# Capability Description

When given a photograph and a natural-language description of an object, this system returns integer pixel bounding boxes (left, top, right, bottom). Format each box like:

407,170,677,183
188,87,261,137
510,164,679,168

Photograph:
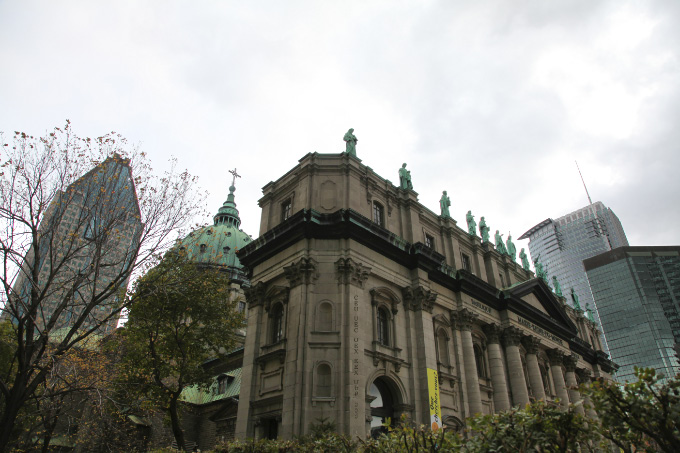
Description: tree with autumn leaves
0,122,205,452
117,250,245,452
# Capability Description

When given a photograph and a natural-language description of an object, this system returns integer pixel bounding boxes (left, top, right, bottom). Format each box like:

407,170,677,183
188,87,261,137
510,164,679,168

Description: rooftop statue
585,304,596,322
552,276,563,297
466,211,477,236
519,248,530,270
399,163,413,190
479,216,490,243
343,128,358,156
506,234,517,261
570,287,582,311
439,191,451,218
533,256,548,283
495,230,507,254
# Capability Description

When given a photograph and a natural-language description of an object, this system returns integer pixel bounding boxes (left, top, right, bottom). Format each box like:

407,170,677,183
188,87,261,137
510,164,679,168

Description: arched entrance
368,377,398,437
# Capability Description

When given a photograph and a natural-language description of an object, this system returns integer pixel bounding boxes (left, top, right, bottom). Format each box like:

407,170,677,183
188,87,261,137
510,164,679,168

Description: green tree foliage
118,250,244,452
585,367,680,453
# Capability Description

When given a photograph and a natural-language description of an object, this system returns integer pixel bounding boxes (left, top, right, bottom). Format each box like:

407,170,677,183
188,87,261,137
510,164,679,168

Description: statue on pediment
506,234,517,261
466,211,476,236
495,230,507,254
552,276,563,297
534,256,548,283
519,248,530,270
479,216,490,242
399,163,413,190
570,287,582,311
343,128,358,156
440,191,451,218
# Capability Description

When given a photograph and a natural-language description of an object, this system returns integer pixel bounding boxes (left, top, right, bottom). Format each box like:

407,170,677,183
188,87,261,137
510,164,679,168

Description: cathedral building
233,149,615,440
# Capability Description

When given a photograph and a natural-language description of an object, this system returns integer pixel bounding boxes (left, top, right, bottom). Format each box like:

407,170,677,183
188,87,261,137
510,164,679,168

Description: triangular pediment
502,278,577,338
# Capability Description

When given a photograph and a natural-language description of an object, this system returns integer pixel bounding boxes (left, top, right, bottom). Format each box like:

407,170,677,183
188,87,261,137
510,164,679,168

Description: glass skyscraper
584,246,680,382
519,202,629,340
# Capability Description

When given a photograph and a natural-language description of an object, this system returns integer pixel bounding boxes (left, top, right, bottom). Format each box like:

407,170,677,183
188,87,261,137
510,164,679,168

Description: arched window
270,303,284,343
436,329,450,367
474,344,486,378
377,307,390,346
540,364,552,396
316,364,332,397
373,202,384,227
317,302,333,332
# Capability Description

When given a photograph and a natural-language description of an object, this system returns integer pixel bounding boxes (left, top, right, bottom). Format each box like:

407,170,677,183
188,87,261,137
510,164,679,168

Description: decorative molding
284,257,319,287
450,308,478,330
502,326,523,347
336,258,371,288
576,368,592,383
402,286,437,313
244,281,267,308
263,285,290,312
522,335,541,355
547,349,565,366
482,323,502,344
564,354,579,372
370,288,400,314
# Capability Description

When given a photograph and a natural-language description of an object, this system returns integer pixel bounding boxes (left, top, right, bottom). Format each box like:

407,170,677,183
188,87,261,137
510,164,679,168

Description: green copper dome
177,184,251,276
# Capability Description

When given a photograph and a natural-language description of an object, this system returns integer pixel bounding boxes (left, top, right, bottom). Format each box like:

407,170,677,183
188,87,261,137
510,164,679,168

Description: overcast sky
1,1,679,256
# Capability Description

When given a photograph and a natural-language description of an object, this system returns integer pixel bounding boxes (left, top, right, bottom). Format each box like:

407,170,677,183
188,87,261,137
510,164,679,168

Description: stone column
576,368,597,420
564,355,584,415
547,349,570,409
502,327,530,407
522,336,546,401
452,309,483,416
482,323,511,412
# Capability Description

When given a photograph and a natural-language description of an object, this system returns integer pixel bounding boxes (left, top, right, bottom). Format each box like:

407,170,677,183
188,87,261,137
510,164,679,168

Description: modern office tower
519,202,629,331
6,155,142,335
584,246,680,383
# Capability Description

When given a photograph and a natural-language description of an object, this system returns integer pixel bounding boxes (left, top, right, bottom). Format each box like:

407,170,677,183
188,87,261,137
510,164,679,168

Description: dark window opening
270,304,284,343
461,254,471,272
373,202,384,227
425,234,435,249
377,307,390,346
281,199,292,222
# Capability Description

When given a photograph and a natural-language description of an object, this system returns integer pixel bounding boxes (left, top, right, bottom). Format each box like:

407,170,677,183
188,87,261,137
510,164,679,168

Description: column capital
564,354,579,372
336,257,371,288
521,336,541,354
547,349,565,366
576,368,592,383
402,286,437,313
482,323,503,344
284,257,319,287
502,326,523,347
450,308,478,330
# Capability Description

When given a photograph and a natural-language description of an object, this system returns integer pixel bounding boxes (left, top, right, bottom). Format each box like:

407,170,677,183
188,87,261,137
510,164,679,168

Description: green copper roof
180,367,242,405
177,184,252,270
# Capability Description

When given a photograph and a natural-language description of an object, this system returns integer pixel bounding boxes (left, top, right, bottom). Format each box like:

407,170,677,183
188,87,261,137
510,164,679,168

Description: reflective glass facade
520,202,629,340
584,247,680,382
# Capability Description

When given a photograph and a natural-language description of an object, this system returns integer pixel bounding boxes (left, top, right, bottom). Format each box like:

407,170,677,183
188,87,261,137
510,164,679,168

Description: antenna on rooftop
575,161,593,206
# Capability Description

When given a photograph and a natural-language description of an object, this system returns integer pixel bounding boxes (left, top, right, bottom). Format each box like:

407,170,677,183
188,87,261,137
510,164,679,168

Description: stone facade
235,152,615,439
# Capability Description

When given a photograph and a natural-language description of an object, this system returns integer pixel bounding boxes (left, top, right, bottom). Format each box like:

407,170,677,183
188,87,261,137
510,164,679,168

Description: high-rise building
5,155,142,335
584,246,680,382
519,202,629,333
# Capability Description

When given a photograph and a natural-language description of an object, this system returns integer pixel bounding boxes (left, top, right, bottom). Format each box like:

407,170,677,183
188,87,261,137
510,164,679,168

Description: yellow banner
427,368,442,431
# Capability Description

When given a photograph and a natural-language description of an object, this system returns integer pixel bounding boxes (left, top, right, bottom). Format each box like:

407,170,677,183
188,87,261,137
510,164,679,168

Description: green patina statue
533,256,548,283
519,248,530,270
570,287,582,311
552,276,563,297
399,163,413,190
439,191,451,218
466,211,476,236
506,234,516,261
343,128,358,156
479,216,490,242
585,304,596,322
495,230,508,254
